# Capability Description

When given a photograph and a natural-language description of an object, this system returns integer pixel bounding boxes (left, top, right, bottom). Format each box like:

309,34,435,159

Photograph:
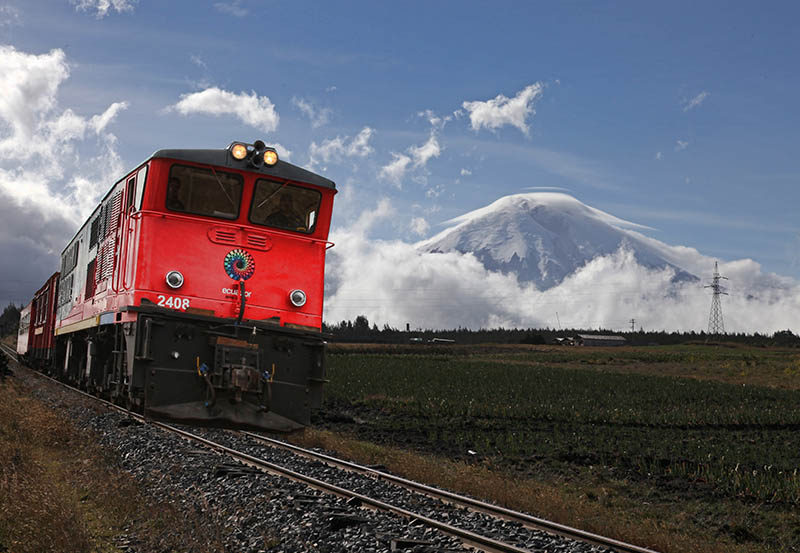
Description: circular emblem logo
223,249,255,281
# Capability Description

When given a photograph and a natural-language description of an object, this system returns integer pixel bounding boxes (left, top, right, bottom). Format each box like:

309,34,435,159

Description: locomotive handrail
110,236,119,293
116,210,128,291
112,214,128,294
122,209,139,290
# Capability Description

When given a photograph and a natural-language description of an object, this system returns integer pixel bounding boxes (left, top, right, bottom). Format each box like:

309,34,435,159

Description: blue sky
1,1,799,330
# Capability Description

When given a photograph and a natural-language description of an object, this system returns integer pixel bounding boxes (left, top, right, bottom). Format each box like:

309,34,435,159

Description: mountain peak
417,192,692,290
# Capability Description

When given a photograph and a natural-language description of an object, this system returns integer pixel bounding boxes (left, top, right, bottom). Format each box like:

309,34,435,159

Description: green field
322,344,800,551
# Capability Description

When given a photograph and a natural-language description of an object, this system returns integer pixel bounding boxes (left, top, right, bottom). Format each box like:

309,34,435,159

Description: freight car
20,141,336,432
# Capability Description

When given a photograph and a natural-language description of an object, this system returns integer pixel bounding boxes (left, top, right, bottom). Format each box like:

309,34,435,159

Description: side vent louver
94,190,123,285
207,228,272,251
208,227,239,245
246,233,271,251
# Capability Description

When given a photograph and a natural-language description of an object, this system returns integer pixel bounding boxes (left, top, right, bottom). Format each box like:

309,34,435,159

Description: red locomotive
18,141,336,432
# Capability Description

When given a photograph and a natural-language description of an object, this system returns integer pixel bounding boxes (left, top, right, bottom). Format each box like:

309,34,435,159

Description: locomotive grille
108,191,122,236
245,233,271,250
208,227,239,245
207,228,272,251
95,191,123,284
58,274,73,306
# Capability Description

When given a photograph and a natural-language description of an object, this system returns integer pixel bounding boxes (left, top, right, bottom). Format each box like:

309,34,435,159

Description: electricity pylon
705,261,728,335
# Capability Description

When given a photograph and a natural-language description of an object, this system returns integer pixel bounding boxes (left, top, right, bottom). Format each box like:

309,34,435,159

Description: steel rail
158,423,536,553
241,431,660,553
1,343,18,360
10,361,538,553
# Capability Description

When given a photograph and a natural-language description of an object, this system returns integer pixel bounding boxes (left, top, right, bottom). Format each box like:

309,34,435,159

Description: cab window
166,165,243,220
249,179,321,234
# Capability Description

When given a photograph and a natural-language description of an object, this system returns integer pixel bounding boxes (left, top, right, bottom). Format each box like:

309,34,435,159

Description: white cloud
655,151,662,160
214,0,247,17
675,140,689,151
267,142,292,160
409,217,430,237
462,82,543,135
0,45,127,215
89,101,129,133
167,87,279,133
190,55,208,71
379,154,412,187
326,86,337,93
460,168,472,176
418,109,452,130
0,48,67,159
379,132,441,188
292,96,331,128
682,91,710,112
308,126,374,169
409,133,441,167
72,0,136,18
0,46,128,306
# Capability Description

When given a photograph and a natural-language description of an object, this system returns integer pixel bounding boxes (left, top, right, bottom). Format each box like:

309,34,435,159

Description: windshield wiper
256,180,290,209
209,166,235,208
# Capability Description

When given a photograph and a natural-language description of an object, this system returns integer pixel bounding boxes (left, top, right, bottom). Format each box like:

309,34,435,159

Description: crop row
328,355,800,426
326,352,800,504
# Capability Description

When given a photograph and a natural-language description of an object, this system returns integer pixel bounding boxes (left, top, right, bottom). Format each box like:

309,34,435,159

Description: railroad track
1,342,18,362
5,348,659,553
240,431,659,553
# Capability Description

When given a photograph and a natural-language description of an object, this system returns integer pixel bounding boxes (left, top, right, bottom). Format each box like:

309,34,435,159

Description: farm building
575,334,626,346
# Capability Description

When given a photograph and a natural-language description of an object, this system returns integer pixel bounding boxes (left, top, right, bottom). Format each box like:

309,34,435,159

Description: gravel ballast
16,366,621,553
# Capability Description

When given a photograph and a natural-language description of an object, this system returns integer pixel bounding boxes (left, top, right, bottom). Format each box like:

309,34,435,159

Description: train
16,140,336,432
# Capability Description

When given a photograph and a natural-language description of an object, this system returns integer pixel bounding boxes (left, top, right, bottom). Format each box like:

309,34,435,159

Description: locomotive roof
151,148,336,190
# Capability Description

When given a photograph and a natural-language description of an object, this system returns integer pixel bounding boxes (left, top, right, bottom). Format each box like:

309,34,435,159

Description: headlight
289,289,306,307
166,271,184,289
263,149,278,166
231,143,247,160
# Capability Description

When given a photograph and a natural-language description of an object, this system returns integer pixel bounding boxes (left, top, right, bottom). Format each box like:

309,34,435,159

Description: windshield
249,179,321,234
166,165,243,220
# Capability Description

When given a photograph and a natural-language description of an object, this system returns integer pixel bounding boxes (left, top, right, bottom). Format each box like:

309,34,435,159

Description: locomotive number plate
157,295,190,310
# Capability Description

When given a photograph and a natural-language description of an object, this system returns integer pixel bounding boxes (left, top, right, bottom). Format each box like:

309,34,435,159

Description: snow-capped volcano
417,192,697,290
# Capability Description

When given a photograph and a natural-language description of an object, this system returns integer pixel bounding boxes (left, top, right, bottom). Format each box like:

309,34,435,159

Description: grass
291,428,755,553
328,342,800,390
317,343,800,552
0,367,226,553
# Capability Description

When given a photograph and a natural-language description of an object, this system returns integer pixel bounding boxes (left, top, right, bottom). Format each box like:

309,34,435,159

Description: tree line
0,303,21,337
323,315,800,347
1,304,798,347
